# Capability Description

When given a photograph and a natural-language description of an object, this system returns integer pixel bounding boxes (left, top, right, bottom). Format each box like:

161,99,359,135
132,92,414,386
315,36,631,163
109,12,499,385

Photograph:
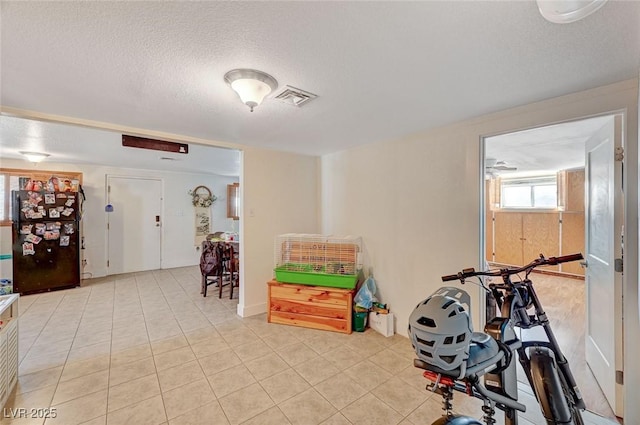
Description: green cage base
274,267,358,289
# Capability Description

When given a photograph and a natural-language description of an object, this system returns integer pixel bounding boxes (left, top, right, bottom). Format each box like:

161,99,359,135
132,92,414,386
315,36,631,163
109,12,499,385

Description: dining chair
200,241,224,297
219,243,239,299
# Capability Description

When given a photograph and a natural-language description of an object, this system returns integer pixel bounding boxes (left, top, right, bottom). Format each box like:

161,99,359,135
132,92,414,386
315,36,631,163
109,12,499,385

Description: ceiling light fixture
20,151,50,163
537,0,608,24
224,69,278,112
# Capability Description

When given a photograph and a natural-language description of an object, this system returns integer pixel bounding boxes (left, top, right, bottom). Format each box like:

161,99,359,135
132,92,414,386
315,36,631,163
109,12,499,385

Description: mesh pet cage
274,234,363,289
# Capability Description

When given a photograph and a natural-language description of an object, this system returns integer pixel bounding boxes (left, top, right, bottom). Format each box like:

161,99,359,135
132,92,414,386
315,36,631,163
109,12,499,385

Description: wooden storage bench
267,280,354,334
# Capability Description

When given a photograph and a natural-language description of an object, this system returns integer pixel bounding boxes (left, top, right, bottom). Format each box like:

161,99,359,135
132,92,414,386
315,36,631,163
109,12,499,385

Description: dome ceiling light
537,0,608,24
20,151,50,163
224,69,278,112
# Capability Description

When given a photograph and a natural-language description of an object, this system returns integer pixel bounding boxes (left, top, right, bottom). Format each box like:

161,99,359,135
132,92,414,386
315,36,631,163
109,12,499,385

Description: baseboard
237,302,267,317
532,268,585,280
82,268,107,280
161,259,198,270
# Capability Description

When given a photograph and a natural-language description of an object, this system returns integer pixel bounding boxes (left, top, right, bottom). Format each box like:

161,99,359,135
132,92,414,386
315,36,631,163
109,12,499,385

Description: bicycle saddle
414,332,502,379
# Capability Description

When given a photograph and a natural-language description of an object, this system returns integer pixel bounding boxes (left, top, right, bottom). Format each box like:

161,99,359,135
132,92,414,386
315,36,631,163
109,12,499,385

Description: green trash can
353,310,368,332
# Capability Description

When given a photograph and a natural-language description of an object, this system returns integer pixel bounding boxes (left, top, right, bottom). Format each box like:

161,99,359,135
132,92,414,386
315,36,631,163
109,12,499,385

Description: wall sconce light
537,0,608,24
20,151,50,163
224,69,278,112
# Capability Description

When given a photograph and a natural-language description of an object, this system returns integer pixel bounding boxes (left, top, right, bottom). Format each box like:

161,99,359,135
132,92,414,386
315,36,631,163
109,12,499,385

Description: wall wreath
188,185,217,208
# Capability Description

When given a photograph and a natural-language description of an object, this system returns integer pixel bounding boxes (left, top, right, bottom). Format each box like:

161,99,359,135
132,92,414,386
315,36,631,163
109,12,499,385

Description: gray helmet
408,287,473,374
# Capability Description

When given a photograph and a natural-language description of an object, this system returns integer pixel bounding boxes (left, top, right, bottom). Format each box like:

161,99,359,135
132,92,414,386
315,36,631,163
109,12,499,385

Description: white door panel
585,115,623,416
107,176,162,274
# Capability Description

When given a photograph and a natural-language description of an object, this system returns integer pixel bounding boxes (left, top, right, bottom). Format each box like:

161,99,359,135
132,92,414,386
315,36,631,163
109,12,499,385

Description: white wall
238,148,319,316
321,124,481,328
320,78,639,420
0,158,238,278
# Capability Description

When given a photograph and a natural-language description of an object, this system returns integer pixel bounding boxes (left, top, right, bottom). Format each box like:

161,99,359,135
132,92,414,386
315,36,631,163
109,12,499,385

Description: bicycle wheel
530,348,575,425
558,367,585,425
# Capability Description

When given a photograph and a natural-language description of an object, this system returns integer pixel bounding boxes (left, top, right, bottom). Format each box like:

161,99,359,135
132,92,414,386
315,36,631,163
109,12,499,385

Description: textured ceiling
1,1,639,156
485,115,612,177
0,116,241,176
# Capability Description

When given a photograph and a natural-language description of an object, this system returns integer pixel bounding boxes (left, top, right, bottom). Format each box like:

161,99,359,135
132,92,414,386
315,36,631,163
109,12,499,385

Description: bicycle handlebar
546,253,583,265
441,253,584,282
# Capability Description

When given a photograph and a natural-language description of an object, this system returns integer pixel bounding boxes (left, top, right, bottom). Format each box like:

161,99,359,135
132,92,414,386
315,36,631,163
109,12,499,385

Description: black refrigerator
12,190,81,294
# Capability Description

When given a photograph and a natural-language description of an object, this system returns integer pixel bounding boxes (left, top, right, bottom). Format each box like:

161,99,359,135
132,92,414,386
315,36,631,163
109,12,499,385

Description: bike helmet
408,287,473,373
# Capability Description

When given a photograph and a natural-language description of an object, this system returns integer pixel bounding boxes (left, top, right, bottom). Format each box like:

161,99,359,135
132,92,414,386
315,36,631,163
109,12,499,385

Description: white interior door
107,176,162,274
584,115,623,416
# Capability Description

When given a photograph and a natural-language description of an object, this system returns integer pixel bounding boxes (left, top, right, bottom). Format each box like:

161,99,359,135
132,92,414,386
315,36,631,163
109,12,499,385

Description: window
500,175,557,209
0,174,5,222
227,183,239,220
0,173,24,224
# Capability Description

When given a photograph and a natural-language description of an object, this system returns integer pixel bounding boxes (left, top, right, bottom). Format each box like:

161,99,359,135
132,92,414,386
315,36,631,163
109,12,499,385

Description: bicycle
408,253,586,425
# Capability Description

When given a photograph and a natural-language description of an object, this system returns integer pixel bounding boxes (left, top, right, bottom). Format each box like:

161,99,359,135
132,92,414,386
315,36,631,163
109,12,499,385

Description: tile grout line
101,275,123,423
163,269,231,424
44,287,96,424
19,293,66,368
132,272,171,425
98,275,155,421
19,292,67,425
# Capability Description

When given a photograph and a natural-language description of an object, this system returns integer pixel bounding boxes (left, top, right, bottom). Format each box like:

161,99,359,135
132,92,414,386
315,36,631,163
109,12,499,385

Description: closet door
494,212,523,266
561,213,585,275
561,169,585,276
522,213,560,271
485,181,494,263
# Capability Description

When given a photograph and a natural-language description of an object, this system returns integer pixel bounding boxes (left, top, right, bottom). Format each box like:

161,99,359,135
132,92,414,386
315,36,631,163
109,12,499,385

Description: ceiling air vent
274,86,317,107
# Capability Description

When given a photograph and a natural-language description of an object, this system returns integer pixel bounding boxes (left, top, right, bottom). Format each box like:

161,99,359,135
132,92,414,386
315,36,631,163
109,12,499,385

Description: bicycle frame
490,273,586,414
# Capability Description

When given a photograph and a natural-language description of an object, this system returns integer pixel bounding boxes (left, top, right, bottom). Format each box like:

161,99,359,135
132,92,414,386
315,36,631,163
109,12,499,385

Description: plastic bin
274,266,358,289
353,310,368,332
0,279,12,295
0,254,12,295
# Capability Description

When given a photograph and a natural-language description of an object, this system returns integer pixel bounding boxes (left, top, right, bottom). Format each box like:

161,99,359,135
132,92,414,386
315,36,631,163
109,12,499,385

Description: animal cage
274,234,363,289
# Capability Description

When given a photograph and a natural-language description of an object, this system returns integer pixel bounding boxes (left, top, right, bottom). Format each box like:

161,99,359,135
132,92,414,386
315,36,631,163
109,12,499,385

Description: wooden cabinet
561,213,585,276
494,212,525,266
267,281,354,334
491,211,585,276
0,295,19,409
522,213,560,270
493,212,560,271
488,168,585,277
560,169,585,276
485,180,493,265
560,169,585,213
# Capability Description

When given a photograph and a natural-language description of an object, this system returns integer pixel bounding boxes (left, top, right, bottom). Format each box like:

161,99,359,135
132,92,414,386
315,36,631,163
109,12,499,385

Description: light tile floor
3,267,617,425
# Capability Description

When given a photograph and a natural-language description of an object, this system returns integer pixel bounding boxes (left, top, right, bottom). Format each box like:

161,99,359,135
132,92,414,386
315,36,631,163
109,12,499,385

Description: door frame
105,174,164,274
478,111,627,416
